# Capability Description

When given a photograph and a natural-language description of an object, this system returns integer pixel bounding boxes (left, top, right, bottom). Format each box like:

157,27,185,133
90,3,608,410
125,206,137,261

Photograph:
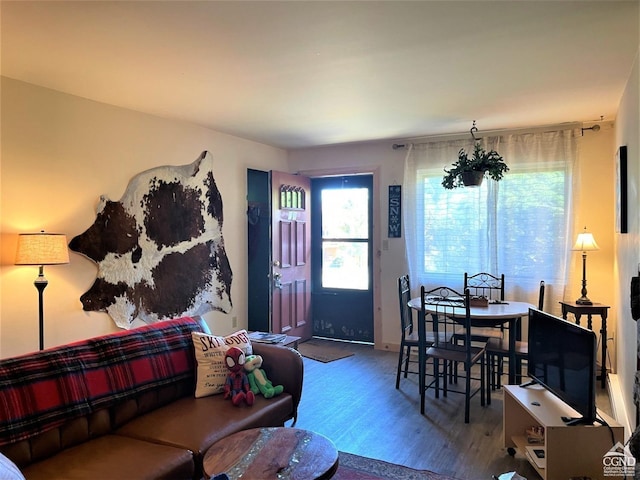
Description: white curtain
402,128,579,314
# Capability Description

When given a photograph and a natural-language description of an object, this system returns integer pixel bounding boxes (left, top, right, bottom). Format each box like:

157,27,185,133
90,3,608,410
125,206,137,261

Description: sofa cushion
20,435,193,480
191,329,252,398
115,393,293,474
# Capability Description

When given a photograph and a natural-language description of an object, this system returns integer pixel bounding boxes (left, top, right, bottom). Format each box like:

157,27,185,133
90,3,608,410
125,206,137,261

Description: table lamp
15,231,70,350
572,226,599,305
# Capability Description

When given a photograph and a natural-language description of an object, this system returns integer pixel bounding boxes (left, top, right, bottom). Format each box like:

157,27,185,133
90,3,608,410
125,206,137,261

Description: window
404,129,578,307
419,165,566,281
320,187,369,290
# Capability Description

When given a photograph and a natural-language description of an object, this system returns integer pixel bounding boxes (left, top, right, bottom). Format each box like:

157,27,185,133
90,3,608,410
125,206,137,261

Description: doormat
334,452,460,480
298,339,354,363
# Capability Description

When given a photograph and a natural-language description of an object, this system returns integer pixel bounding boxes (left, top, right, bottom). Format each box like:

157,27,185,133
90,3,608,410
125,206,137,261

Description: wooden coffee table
203,427,338,479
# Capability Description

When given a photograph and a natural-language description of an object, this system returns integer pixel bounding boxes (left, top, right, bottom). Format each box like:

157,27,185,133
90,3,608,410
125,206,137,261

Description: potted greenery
441,142,509,189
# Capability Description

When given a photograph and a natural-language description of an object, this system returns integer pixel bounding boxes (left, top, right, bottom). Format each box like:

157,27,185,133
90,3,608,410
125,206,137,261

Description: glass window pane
321,188,369,239
419,167,566,284
322,241,368,290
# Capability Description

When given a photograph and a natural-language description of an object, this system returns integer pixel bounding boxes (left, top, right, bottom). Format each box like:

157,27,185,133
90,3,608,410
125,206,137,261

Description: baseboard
380,342,401,353
607,373,633,439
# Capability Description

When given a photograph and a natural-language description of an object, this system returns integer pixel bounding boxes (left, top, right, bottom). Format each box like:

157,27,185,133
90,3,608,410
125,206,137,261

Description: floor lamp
15,231,70,350
572,226,599,305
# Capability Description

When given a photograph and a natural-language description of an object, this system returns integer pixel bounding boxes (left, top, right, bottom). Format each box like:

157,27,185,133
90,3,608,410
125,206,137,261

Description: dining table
408,297,535,385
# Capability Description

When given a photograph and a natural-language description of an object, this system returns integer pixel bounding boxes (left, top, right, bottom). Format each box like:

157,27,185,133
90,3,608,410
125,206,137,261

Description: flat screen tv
526,308,597,425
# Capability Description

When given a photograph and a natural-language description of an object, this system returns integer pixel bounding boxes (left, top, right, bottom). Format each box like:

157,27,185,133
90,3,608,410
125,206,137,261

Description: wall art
616,145,628,234
388,185,402,238
69,151,232,328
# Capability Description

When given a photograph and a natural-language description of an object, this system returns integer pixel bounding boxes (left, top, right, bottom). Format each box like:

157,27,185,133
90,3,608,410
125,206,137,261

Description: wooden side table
249,333,301,350
283,335,301,349
203,427,338,479
559,301,610,389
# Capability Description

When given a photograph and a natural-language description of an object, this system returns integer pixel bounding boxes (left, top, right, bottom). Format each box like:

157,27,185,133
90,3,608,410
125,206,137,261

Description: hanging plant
441,142,509,189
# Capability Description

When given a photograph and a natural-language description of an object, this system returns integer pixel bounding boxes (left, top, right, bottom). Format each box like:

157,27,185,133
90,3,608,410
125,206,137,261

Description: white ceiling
2,1,638,149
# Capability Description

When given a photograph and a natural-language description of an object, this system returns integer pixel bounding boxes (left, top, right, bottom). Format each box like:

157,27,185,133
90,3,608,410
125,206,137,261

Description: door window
320,187,369,290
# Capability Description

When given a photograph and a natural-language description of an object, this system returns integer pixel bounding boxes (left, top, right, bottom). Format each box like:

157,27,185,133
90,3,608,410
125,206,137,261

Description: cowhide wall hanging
69,151,232,329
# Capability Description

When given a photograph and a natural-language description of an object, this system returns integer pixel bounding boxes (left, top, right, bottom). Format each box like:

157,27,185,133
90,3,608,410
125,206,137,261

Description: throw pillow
0,453,25,480
192,329,252,398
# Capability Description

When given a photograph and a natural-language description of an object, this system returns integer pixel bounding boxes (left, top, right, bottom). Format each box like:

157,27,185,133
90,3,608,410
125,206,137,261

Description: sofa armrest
251,343,304,419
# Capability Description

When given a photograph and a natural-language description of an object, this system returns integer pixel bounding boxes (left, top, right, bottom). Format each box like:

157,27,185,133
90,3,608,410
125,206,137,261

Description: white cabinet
503,384,623,479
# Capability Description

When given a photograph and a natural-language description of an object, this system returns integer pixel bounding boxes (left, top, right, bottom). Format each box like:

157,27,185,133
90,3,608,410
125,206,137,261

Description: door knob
273,271,282,289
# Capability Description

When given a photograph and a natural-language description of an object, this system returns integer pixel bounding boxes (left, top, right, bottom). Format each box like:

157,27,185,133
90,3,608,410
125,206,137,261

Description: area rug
334,452,459,480
297,340,354,363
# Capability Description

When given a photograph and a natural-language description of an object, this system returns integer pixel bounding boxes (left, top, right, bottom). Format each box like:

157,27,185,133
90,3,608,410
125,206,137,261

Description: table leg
559,302,609,389
417,310,426,412
508,318,516,385
600,312,607,389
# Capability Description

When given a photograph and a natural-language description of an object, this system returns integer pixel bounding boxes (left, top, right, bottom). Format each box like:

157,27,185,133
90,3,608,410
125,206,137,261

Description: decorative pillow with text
192,329,252,398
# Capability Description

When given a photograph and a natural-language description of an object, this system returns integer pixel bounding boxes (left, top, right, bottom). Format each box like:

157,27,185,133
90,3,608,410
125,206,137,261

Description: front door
310,175,373,342
270,171,313,341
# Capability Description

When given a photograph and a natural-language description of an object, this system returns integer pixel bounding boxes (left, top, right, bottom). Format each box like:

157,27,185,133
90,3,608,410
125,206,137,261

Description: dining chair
419,286,486,423
396,275,448,389
396,274,419,389
462,272,506,341
464,272,505,301
485,280,545,404
449,272,505,383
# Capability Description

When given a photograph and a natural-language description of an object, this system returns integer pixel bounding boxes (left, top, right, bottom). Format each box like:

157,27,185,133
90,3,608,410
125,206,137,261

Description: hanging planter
461,170,485,187
441,123,509,189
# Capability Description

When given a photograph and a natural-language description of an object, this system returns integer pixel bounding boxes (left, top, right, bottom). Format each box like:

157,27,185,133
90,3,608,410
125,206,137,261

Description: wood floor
287,339,612,480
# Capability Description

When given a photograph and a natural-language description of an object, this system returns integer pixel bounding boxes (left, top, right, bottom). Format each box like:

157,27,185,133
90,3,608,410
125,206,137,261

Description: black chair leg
486,354,492,405
464,364,471,423
442,361,449,397
434,359,441,399
480,356,485,407
395,346,403,389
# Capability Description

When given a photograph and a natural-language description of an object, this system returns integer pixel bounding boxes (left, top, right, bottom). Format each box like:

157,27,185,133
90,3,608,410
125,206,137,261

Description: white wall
613,48,640,435
0,78,288,357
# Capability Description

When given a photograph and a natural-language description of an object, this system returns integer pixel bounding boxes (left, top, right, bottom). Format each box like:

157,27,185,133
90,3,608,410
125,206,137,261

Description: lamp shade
572,228,599,252
15,232,70,265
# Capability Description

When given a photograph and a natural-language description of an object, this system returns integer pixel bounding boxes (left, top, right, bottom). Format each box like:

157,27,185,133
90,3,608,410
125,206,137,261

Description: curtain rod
391,121,588,150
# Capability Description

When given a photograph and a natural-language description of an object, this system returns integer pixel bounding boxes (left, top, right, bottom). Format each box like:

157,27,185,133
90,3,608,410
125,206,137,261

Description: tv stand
503,385,622,479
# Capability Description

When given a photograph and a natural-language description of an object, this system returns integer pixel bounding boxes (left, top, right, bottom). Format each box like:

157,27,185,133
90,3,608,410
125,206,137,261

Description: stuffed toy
244,354,284,399
223,347,255,406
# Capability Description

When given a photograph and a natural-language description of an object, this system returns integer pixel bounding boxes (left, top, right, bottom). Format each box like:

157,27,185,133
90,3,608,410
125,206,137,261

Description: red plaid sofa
0,317,303,479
